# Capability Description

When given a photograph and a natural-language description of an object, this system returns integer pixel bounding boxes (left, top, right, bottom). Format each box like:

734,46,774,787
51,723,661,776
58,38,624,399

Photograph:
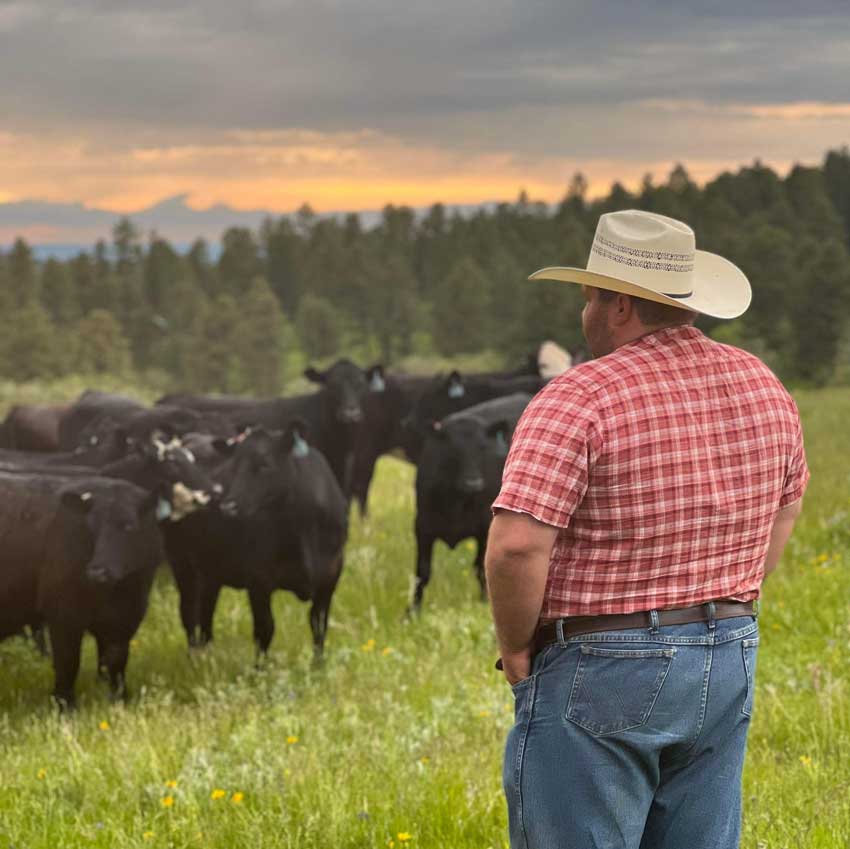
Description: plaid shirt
492,326,809,618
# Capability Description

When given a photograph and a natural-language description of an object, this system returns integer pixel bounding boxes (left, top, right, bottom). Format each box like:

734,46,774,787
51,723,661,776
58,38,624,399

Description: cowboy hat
529,210,751,319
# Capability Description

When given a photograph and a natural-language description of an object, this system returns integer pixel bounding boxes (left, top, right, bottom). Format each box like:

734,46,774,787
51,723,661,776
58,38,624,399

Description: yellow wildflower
210,788,226,801
99,720,110,731
799,755,813,768
231,791,244,804
382,647,394,656
164,780,178,789
478,710,491,718
286,735,299,745
161,796,175,808
37,768,47,780
143,832,155,841
398,833,413,843
419,756,430,765
361,638,376,652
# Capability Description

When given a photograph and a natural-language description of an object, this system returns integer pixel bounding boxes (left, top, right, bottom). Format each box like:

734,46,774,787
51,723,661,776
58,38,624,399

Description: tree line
2,147,850,393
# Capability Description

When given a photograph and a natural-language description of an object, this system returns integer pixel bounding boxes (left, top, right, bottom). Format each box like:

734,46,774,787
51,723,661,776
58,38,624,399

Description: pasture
0,385,848,848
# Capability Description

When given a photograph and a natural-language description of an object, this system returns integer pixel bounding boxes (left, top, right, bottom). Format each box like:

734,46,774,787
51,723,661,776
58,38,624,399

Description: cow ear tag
292,433,310,458
370,371,386,393
156,498,173,521
495,430,509,454
448,382,465,399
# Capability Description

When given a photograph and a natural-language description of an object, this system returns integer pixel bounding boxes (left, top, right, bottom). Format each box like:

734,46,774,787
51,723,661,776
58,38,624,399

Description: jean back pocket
566,645,676,736
742,638,759,717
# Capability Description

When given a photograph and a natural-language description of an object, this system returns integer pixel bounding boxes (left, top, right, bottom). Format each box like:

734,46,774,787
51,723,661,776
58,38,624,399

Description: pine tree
75,309,132,375
231,277,285,396
432,256,492,356
296,293,343,360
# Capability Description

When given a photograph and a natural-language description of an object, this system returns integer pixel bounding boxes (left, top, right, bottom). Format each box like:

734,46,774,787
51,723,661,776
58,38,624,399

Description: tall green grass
0,388,847,848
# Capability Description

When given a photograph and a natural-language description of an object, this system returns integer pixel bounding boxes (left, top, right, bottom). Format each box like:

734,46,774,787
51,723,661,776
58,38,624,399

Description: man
485,210,808,849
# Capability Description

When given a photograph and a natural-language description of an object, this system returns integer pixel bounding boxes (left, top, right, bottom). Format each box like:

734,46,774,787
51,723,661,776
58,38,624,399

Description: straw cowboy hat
530,210,751,319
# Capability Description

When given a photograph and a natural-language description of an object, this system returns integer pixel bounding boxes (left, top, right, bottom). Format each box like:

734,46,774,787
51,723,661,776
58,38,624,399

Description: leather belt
495,600,757,671
534,599,757,651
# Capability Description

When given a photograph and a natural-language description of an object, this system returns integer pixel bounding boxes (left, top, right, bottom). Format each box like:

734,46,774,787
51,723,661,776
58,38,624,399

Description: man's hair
597,289,697,328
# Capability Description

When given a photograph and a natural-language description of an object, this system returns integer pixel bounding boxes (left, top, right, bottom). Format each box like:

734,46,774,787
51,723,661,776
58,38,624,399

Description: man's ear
611,293,635,327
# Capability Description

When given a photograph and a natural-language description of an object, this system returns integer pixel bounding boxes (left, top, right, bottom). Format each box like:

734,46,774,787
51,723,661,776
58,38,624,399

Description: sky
1,1,850,241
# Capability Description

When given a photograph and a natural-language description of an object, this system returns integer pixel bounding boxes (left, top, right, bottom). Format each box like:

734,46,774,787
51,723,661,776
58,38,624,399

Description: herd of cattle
0,343,574,708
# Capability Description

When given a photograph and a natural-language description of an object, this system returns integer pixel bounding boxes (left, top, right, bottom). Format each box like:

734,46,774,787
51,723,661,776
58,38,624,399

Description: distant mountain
0,195,502,257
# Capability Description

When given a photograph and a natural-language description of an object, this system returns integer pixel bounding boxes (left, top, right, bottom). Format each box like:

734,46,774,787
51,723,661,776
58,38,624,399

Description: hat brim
529,250,751,320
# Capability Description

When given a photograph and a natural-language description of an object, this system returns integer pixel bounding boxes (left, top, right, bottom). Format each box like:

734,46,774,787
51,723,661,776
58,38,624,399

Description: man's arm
485,510,559,686
763,497,803,578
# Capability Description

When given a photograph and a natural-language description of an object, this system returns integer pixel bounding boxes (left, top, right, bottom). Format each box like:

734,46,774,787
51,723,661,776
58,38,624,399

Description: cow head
219,422,310,518
59,483,162,584
427,417,493,495
305,358,369,424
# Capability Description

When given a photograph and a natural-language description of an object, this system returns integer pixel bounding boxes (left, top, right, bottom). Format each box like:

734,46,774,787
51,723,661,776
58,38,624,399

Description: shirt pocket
566,645,676,736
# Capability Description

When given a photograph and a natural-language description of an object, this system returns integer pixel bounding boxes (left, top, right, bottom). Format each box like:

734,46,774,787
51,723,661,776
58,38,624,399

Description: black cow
412,393,532,610
160,359,382,499
164,424,348,658
0,473,162,707
58,390,215,453
0,433,216,524
401,373,543,463
58,390,144,450
351,372,434,517
0,403,70,451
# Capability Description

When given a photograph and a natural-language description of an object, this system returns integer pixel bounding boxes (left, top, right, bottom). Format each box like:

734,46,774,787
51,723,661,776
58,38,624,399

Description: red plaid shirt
492,326,809,618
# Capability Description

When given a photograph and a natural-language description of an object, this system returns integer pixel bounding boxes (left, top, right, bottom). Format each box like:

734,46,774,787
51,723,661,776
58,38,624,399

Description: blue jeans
504,615,759,849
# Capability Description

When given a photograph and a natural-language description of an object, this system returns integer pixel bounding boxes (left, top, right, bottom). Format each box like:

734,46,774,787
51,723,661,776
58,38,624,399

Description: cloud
0,2,849,225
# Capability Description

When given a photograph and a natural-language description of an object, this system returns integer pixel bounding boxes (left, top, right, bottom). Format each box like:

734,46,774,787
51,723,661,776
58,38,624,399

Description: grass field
0,387,848,848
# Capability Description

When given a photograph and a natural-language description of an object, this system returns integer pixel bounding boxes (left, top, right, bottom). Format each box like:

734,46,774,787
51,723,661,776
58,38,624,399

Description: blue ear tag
156,498,173,521
370,372,386,393
448,383,465,399
292,433,310,458
495,431,509,454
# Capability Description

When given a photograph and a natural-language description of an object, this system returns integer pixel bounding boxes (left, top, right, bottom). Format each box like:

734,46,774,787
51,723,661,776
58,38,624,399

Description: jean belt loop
555,619,566,646
649,609,660,635
706,600,717,631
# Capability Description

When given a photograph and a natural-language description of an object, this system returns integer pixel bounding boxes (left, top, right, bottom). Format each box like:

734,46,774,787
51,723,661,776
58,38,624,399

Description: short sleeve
491,380,600,528
779,404,810,508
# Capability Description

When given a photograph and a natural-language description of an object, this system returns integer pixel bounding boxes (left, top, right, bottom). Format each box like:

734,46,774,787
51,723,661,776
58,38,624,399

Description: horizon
0,149,839,251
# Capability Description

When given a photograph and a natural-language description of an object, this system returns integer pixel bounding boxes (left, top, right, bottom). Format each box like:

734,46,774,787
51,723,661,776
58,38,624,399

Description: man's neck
612,322,693,351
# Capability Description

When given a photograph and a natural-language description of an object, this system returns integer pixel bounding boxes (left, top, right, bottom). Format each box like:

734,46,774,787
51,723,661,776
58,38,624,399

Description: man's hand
485,510,559,687
500,646,534,686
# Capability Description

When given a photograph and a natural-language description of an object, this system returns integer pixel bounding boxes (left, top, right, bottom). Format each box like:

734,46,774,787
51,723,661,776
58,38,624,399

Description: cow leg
28,623,50,657
95,633,110,682
353,454,378,519
49,622,83,711
309,569,340,662
97,638,131,702
173,563,202,648
248,587,275,657
474,534,488,601
198,580,221,646
410,533,435,614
